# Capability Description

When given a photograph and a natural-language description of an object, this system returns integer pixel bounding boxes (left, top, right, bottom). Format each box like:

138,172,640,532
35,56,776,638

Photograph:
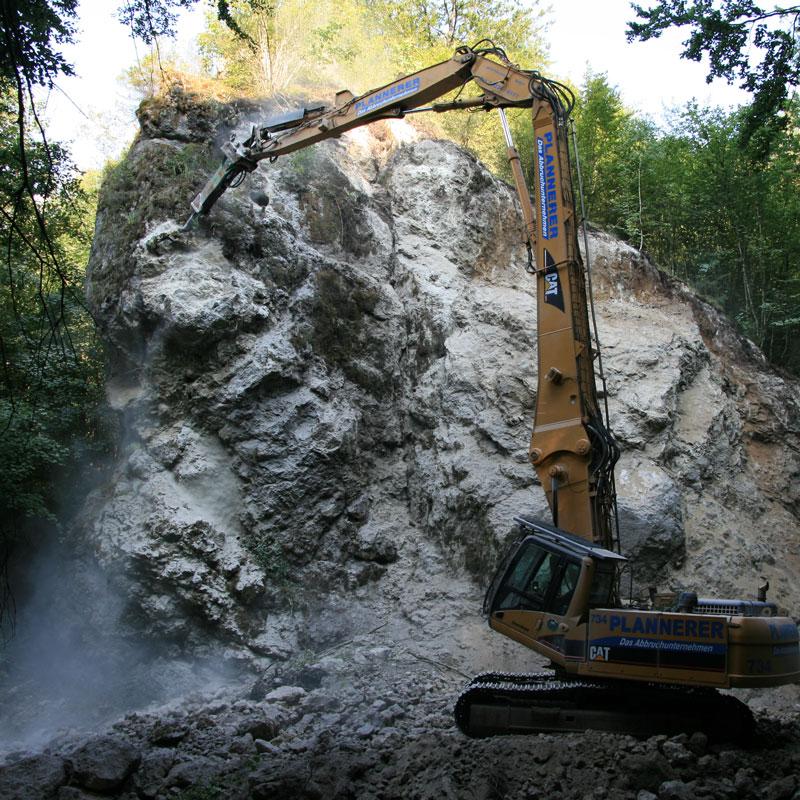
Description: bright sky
42,0,751,171
39,0,205,170
546,0,749,115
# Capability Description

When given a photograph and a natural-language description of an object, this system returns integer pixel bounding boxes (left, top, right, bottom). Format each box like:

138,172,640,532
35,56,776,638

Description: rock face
81,89,800,661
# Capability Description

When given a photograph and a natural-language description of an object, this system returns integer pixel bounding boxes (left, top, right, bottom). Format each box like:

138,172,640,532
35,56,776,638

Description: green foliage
535,70,800,373
0,2,119,630
251,536,290,581
197,0,367,98
0,403,69,522
116,0,195,42
364,0,550,70
99,137,215,247
627,1,800,156
661,100,800,366
176,780,223,800
192,0,552,169
570,72,654,239
0,105,114,537
194,0,548,109
116,0,245,44
357,0,550,157
0,0,78,87
289,148,314,175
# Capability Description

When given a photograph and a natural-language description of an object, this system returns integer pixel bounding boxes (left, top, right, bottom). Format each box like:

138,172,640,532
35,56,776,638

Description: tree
197,0,364,100
362,0,549,160
495,57,800,373
669,101,800,363
193,0,550,159
0,0,264,636
626,1,800,156
363,0,549,70
497,72,655,245
598,96,800,371
117,0,248,43
570,72,655,241
0,90,113,633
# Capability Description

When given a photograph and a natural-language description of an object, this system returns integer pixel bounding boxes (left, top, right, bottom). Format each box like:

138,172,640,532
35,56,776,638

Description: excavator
187,42,800,740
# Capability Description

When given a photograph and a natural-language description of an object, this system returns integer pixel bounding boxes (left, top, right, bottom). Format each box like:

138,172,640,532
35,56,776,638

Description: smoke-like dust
0,540,250,757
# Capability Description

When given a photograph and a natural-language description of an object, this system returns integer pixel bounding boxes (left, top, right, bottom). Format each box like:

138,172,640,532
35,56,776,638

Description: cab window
588,564,615,608
549,561,581,615
495,542,560,612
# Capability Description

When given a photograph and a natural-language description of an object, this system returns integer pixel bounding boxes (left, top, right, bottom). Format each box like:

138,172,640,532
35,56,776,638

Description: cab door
487,539,581,663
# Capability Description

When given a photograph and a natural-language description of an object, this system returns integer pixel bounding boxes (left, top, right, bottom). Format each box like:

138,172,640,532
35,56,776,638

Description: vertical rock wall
82,90,800,660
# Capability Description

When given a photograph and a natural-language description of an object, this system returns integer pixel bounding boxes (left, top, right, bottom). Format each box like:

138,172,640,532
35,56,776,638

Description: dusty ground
2,601,799,800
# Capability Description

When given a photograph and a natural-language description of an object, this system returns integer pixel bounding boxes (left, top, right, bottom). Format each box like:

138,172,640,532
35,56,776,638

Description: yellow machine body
486,522,800,689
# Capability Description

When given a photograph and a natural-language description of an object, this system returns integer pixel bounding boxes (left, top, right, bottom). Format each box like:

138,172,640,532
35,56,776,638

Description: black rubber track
454,672,754,743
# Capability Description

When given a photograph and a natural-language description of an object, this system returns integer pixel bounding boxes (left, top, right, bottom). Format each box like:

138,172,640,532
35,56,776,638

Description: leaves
116,0,199,43
627,1,800,156
553,74,800,372
0,0,78,87
0,118,113,533
193,0,548,104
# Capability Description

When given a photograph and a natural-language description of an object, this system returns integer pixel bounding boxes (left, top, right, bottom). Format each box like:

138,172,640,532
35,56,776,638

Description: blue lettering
537,137,548,239
605,615,726,643
537,133,560,241
769,622,798,640
355,77,420,117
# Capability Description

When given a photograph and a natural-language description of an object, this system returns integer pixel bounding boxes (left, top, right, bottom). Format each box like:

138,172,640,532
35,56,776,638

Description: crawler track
455,672,754,742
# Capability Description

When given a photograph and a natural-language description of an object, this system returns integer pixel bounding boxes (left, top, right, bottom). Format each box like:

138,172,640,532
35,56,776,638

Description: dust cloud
0,540,249,756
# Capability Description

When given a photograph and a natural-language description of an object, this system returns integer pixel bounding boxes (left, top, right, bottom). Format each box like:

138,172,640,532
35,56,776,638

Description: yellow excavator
188,42,800,740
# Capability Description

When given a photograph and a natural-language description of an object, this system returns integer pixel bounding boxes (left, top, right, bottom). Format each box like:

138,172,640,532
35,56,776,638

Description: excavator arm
190,44,531,215
189,41,616,551
524,104,619,548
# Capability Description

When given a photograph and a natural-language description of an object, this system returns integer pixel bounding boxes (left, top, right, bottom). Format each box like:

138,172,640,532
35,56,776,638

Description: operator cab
484,517,625,620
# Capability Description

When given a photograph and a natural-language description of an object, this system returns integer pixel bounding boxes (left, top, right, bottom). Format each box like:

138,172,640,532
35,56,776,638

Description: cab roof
514,516,627,562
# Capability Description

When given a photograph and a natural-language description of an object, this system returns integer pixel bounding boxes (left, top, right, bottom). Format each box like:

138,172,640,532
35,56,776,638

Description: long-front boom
189,42,617,550
525,105,619,548
190,46,514,215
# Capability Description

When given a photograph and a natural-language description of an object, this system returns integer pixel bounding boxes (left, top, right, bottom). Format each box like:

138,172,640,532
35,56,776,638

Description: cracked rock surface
80,90,800,652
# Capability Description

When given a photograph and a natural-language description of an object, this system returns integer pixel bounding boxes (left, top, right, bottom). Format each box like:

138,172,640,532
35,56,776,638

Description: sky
42,0,751,171
546,0,749,114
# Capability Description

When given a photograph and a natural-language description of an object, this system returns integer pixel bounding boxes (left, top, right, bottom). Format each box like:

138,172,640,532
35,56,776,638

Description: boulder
0,754,66,800
79,90,800,653
67,735,140,792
